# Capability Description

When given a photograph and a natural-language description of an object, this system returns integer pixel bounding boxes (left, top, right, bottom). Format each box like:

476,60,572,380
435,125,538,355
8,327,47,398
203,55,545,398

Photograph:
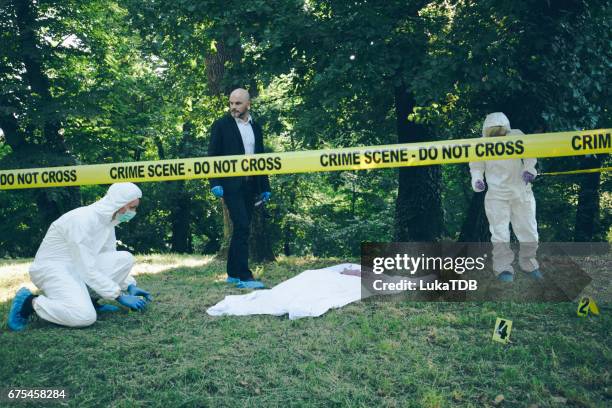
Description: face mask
486,126,507,137
117,210,136,223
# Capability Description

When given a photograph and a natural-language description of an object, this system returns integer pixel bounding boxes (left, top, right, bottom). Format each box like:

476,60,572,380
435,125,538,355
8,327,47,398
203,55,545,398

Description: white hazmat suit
469,113,539,276
29,183,142,327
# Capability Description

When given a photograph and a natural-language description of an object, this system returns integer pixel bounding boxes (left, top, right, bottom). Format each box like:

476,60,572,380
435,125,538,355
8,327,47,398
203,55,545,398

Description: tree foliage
1,0,609,257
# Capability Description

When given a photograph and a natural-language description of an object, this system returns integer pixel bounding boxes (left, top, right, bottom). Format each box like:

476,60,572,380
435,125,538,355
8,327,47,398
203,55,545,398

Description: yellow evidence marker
492,318,513,344
577,297,600,317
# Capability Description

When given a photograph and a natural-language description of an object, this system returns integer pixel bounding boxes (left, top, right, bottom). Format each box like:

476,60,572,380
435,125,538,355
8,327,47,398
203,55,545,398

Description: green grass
0,255,610,407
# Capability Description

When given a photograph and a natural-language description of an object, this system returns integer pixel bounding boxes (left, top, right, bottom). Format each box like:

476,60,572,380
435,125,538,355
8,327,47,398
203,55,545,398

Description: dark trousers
224,180,256,281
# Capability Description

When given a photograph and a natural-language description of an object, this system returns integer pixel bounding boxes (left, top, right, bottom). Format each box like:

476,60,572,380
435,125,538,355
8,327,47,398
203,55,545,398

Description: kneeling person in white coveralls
469,112,542,282
7,182,152,331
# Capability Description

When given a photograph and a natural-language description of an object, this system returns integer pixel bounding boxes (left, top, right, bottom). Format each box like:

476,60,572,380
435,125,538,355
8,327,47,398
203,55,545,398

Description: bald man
208,88,271,289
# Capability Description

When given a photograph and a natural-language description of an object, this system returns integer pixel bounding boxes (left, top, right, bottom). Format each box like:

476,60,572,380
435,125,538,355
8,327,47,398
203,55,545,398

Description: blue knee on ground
497,271,514,282
8,287,33,331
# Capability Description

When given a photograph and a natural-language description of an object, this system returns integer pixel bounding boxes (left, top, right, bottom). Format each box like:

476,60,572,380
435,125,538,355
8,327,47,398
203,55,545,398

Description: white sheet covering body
207,263,362,319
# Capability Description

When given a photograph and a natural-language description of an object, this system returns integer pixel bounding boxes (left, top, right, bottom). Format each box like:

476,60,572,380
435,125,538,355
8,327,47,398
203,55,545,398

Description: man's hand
127,284,152,301
261,191,271,202
211,186,224,198
116,294,147,311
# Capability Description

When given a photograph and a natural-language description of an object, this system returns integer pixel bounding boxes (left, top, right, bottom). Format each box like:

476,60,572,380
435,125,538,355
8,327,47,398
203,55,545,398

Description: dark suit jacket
208,114,271,194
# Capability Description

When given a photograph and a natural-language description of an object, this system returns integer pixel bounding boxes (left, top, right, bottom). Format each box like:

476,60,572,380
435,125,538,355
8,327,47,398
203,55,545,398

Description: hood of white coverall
482,112,511,137
90,182,142,223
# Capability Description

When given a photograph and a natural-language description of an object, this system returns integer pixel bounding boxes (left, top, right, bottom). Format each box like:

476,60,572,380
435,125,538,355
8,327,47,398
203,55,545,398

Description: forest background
1,0,610,259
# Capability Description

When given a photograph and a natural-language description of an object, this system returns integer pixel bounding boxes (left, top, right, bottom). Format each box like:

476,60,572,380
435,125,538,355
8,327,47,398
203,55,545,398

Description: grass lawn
0,254,609,407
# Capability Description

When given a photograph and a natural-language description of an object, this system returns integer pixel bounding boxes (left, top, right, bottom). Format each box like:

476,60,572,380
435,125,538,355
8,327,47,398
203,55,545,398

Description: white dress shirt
235,115,255,155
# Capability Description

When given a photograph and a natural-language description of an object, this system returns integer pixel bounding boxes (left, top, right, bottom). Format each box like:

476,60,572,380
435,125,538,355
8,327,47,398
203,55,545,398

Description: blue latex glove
97,304,120,313
211,186,224,198
116,294,147,311
127,284,152,301
261,191,271,202
522,171,535,184
474,180,486,192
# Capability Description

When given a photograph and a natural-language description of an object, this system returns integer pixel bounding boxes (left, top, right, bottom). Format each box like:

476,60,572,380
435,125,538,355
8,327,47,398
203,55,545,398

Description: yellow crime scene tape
0,129,610,190
541,167,611,176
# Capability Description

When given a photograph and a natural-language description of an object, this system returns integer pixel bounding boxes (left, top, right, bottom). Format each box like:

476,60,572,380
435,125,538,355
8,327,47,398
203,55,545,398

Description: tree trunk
393,86,443,241
0,95,23,151
458,192,491,242
206,26,275,261
205,30,243,96
283,233,291,257
282,176,298,256
11,0,80,226
250,205,276,262
207,28,240,260
169,180,192,253
14,0,68,154
169,122,195,253
574,155,602,241
217,199,232,259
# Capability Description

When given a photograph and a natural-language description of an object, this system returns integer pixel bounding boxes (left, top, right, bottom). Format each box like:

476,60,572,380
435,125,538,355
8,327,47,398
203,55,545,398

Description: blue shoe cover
8,287,33,331
226,277,241,284
236,280,265,289
526,269,543,280
96,304,120,313
497,271,514,282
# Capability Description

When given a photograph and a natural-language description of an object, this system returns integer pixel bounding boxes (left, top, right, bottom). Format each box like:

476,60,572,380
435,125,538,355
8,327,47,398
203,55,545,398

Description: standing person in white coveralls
7,183,152,331
469,112,542,282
